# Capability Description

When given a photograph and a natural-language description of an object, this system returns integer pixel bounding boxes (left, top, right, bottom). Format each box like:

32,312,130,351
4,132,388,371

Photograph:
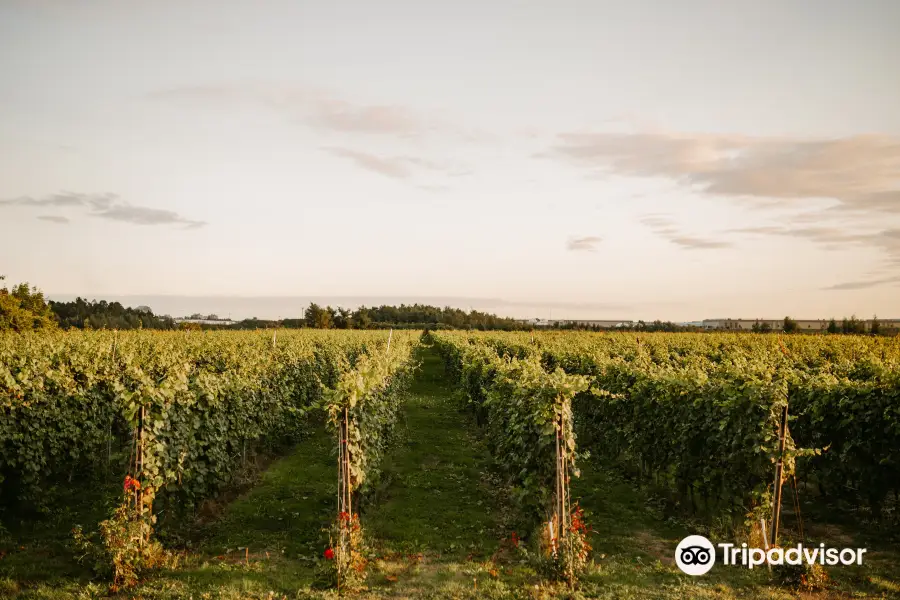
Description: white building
702,318,900,332
556,319,634,328
518,319,634,328
702,318,784,331
520,318,554,327
173,318,240,326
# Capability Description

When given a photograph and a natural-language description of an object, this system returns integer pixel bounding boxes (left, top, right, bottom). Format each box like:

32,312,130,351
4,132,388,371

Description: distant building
173,318,239,326
702,318,900,332
557,319,634,328
794,320,830,331
517,317,899,333
702,318,784,331
520,318,554,327
680,321,705,328
518,318,633,328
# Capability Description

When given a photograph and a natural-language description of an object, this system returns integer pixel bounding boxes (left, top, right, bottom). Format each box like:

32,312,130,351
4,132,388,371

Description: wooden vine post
108,331,117,470
552,392,575,587
329,333,403,591
770,340,793,548
139,405,143,500
128,403,149,548
272,317,281,348
334,401,353,592
544,369,590,588
770,402,789,547
340,406,352,520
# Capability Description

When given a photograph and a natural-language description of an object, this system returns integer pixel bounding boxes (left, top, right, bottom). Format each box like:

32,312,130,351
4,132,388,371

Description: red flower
569,505,588,533
324,547,335,560
123,475,141,492
338,511,350,522
510,532,520,548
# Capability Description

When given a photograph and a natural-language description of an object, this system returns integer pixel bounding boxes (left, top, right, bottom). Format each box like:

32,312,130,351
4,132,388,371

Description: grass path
362,346,509,558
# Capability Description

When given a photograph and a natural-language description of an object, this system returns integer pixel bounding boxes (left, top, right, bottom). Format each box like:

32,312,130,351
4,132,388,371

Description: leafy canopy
0,275,57,332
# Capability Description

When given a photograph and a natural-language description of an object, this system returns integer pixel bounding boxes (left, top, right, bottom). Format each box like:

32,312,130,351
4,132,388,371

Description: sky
1,0,898,321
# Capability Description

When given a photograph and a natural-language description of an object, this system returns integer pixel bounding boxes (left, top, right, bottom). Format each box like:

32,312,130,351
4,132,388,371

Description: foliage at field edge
0,276,57,332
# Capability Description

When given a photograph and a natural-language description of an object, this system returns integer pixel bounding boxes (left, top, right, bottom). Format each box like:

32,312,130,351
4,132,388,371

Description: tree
354,308,372,329
333,307,352,329
0,276,58,332
871,315,881,335
841,315,865,335
304,303,319,328
783,316,798,333
304,303,333,329
759,322,772,333
49,297,175,330
827,318,838,334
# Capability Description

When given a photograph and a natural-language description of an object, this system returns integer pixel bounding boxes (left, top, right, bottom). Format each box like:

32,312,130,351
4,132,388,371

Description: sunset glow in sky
2,0,898,320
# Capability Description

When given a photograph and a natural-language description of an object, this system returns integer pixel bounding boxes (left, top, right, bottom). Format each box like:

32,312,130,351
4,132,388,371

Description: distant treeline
552,320,695,332
49,298,177,330
1,276,893,335
550,316,896,335
243,303,529,331
38,295,529,331
297,303,527,330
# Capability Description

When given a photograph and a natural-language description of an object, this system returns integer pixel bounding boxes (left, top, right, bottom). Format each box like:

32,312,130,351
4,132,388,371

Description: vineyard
434,330,900,526
1,329,899,598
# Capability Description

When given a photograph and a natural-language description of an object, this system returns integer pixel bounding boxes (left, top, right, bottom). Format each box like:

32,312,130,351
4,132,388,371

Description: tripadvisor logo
675,535,867,575
675,535,716,575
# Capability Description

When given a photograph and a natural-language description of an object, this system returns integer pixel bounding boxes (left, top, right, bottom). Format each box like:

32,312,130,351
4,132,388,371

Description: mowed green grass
361,347,511,557
2,344,899,599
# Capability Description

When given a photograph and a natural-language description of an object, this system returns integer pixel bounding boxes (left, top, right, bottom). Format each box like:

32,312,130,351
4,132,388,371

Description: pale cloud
554,130,900,288
323,147,413,179
1,192,205,229
549,132,900,214
823,275,900,291
566,236,603,251
149,84,440,138
36,215,70,224
310,101,420,135
93,205,206,228
149,84,477,181
0,191,111,208
642,215,731,250
322,147,463,182
731,225,900,268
